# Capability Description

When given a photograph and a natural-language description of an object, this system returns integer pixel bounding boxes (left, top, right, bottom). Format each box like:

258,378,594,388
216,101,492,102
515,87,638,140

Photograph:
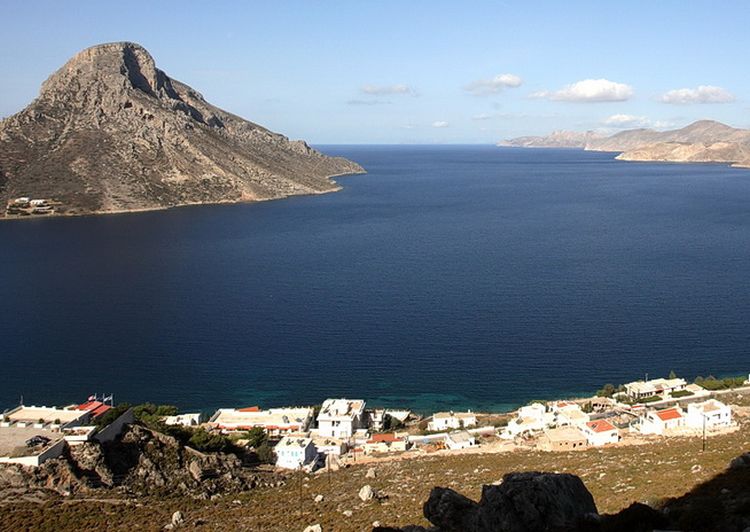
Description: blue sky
1,1,748,143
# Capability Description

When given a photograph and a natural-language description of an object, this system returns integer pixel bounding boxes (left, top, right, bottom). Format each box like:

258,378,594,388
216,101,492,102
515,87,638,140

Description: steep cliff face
0,42,364,217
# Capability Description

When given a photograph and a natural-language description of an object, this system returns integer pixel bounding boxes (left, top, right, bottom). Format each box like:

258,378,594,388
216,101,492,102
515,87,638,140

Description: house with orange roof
363,432,409,454
581,419,620,446
636,407,685,435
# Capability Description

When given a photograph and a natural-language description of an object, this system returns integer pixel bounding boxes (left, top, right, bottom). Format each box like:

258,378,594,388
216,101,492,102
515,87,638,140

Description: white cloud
472,113,493,120
432,121,449,128
602,114,651,128
360,84,416,96
530,78,634,102
659,85,735,104
601,114,675,130
464,73,523,96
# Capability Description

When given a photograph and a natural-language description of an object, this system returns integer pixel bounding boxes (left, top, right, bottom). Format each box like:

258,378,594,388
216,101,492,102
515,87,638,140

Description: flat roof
211,407,312,428
0,426,64,456
433,411,476,419
318,399,365,420
544,426,587,442
446,430,475,443
6,406,88,424
277,436,313,448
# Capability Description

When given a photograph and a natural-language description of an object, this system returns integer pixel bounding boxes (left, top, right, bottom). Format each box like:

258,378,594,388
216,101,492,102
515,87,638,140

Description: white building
275,436,317,469
636,407,685,435
581,419,620,447
444,430,477,450
312,437,347,457
503,403,553,438
163,413,202,427
316,399,366,439
686,400,732,430
623,377,687,401
427,411,477,432
1,405,91,429
209,406,313,436
552,403,590,427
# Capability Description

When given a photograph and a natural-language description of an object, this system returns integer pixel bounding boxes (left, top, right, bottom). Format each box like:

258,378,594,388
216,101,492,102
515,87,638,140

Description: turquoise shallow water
1,145,750,414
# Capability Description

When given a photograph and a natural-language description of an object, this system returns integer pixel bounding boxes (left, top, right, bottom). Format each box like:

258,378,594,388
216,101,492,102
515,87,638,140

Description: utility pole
702,413,707,452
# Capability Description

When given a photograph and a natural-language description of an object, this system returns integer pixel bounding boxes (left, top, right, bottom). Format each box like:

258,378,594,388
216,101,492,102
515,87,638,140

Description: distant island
0,42,364,219
501,120,750,169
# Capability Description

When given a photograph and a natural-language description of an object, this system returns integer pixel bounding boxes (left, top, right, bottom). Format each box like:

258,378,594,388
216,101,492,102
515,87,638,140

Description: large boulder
386,472,598,532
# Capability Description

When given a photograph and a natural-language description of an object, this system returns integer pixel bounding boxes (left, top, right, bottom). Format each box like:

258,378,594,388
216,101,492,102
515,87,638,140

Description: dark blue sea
2,146,750,414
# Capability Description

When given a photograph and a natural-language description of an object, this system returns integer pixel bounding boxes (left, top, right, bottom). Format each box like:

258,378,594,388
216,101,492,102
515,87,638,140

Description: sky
0,1,748,144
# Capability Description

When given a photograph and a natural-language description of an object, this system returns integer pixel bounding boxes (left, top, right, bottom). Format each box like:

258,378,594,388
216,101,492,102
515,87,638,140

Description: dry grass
1,425,749,531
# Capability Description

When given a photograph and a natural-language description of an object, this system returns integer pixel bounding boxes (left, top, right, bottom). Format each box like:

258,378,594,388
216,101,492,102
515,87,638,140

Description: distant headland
501,120,750,169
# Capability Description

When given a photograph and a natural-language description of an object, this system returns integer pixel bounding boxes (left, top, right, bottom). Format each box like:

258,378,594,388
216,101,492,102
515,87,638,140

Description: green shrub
670,389,693,398
94,403,132,428
596,384,616,398
255,442,276,464
696,375,746,391
638,395,662,403
188,428,232,453
245,426,268,448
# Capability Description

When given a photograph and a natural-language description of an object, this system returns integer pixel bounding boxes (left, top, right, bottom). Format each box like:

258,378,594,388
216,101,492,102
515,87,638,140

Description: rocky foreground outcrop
0,425,280,499
378,460,750,532
0,42,364,217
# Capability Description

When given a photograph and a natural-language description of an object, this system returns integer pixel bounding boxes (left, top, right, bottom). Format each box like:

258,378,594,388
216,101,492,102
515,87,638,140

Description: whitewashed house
686,400,732,430
581,419,620,447
551,402,590,427
275,436,317,469
636,407,685,435
427,411,477,432
316,399,366,439
444,430,476,450
503,403,552,438
623,377,687,401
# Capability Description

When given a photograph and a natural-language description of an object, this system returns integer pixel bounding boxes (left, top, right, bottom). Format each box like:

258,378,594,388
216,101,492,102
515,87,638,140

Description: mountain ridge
0,42,364,218
502,120,750,168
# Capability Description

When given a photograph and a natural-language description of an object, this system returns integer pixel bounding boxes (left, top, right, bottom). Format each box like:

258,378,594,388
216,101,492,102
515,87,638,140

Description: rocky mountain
502,120,750,168
499,130,604,149
0,42,364,218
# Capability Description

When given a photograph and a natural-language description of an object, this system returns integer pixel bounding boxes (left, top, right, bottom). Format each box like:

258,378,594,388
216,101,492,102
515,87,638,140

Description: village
4,196,58,217
0,373,746,475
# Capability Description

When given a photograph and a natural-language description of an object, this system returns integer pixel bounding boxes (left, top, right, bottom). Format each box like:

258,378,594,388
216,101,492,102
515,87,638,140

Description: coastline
0,169,366,223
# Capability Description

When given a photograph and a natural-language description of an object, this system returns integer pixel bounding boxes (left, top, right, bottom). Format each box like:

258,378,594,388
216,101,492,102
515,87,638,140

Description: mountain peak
0,42,364,218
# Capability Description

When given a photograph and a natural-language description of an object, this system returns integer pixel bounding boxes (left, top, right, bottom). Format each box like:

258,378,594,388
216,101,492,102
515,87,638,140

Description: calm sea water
1,146,750,414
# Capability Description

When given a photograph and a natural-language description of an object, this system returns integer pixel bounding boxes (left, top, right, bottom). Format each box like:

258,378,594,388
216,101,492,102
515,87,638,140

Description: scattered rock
303,525,322,532
691,464,702,474
188,460,204,482
314,494,324,503
359,485,377,502
366,468,377,479
171,511,184,527
343,510,353,517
